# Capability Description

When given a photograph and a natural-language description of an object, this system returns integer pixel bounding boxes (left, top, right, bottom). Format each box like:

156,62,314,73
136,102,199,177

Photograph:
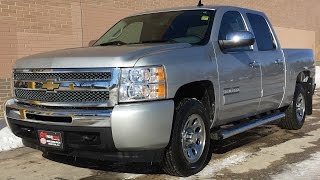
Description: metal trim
5,99,112,127
15,99,113,108
14,87,110,92
13,71,112,82
14,68,114,73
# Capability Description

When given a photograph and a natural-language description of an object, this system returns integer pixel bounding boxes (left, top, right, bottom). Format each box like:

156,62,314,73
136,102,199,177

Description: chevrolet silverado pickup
5,5,315,177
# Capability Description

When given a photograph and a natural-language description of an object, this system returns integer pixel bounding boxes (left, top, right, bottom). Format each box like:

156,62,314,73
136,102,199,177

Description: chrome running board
211,112,285,140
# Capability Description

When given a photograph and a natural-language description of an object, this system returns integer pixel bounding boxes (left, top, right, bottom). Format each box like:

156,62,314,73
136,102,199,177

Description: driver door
215,11,262,124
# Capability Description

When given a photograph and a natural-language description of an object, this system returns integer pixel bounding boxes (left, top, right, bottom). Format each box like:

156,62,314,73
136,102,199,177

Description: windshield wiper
140,39,178,44
97,41,128,46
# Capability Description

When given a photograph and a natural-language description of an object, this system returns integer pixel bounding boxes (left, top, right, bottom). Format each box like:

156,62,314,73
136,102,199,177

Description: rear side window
247,13,276,51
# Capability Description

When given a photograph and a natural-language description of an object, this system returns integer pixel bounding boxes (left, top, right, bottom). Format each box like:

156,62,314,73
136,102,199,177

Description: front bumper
5,99,174,162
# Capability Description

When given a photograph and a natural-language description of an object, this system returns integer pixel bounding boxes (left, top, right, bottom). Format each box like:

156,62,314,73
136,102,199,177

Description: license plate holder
38,130,63,149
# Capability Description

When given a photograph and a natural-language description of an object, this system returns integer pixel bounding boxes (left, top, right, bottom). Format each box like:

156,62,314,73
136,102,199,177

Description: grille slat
14,72,112,81
15,89,109,103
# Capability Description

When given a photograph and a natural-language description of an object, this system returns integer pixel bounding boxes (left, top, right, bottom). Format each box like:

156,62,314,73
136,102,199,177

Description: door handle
274,59,283,65
249,61,259,68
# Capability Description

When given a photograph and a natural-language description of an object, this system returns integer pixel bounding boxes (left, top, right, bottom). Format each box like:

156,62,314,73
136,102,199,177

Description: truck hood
15,43,191,69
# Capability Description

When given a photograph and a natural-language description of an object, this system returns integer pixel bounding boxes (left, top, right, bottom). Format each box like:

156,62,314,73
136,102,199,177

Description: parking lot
0,92,320,180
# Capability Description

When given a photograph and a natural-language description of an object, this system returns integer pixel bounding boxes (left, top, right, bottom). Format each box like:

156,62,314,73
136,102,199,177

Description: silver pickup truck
5,5,315,177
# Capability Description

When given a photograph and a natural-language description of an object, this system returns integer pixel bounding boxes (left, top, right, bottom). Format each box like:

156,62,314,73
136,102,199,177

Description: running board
211,112,285,140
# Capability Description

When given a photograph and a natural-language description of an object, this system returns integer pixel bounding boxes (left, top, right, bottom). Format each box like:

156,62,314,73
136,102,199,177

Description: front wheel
161,99,211,177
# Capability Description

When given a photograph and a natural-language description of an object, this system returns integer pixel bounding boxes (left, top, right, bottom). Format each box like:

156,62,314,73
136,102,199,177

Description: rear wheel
161,99,211,177
280,84,306,130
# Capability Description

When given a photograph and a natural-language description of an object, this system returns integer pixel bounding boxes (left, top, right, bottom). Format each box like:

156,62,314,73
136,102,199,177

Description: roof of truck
133,6,263,16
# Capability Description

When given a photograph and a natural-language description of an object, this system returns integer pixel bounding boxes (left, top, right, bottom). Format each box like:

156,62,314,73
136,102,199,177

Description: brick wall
0,78,11,117
0,0,73,34
0,0,319,117
0,0,82,117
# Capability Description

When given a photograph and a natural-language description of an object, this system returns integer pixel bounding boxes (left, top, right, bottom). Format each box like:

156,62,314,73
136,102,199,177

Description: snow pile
0,127,23,152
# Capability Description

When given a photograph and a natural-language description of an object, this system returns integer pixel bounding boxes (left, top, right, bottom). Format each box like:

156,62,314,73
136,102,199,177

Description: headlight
119,66,166,102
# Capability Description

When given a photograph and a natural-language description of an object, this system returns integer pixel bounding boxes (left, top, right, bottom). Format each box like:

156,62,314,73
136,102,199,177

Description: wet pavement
0,92,320,180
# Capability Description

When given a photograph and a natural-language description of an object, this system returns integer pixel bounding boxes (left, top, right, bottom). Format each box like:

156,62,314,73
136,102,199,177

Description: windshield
94,10,215,46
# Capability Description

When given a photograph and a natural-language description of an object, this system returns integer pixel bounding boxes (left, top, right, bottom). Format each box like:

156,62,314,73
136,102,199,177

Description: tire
161,98,211,177
280,84,307,130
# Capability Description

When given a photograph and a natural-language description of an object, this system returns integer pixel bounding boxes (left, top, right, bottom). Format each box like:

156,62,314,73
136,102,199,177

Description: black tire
280,84,307,130
161,98,211,177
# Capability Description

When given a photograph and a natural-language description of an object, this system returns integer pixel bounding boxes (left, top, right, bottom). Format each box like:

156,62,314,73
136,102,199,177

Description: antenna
197,0,204,7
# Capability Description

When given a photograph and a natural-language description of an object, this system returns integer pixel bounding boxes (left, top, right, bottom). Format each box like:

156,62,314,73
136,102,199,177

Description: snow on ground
271,152,320,180
123,173,145,180
0,127,23,152
186,152,252,179
315,66,320,89
122,152,252,180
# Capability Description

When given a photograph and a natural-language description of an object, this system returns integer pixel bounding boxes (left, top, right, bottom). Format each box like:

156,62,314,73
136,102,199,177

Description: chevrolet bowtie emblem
42,81,60,91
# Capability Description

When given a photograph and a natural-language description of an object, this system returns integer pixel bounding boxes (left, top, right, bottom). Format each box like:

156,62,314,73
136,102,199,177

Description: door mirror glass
219,31,255,50
88,40,97,47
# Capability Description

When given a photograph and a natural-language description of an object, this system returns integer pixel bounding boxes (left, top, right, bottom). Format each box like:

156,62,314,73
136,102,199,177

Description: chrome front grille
13,68,120,107
15,89,110,103
14,71,112,81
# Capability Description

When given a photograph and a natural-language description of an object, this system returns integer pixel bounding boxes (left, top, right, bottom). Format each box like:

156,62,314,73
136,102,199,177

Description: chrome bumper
5,99,175,151
4,99,112,127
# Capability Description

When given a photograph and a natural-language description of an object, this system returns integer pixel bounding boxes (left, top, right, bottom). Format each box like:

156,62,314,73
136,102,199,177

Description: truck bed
283,48,314,64
282,48,315,107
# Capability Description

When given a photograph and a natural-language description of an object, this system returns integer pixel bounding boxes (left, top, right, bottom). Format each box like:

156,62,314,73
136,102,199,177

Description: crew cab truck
5,6,315,177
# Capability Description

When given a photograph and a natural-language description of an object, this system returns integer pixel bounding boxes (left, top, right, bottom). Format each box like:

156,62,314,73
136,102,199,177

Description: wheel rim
181,114,206,163
296,93,305,122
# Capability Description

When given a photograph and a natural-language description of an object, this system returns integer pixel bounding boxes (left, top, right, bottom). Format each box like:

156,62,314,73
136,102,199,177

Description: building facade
0,0,319,116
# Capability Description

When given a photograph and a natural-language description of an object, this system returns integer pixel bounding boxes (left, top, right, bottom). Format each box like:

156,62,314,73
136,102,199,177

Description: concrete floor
1,93,320,180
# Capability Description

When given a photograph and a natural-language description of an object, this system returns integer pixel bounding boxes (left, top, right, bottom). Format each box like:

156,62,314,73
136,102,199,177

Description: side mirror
88,40,97,47
219,31,255,50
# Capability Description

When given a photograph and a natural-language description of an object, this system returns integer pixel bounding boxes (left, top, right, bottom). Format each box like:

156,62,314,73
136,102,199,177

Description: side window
247,13,276,51
218,11,249,50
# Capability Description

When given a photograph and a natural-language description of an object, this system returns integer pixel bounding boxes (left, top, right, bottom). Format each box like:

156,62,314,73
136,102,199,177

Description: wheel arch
296,70,311,83
173,80,216,124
